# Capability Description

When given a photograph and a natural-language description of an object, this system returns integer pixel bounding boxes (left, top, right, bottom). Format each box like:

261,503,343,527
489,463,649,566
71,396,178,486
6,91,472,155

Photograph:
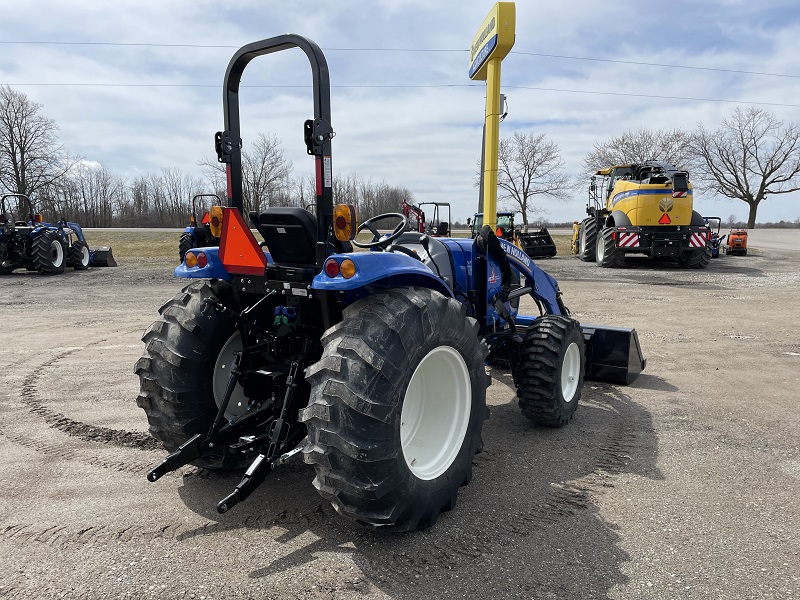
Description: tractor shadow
175,371,661,599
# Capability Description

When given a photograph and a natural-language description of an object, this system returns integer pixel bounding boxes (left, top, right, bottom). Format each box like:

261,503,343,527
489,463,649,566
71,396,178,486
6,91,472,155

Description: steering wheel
352,212,408,249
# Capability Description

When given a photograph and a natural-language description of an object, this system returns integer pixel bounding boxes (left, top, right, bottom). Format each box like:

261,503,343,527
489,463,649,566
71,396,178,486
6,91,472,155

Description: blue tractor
0,193,91,274
179,193,223,263
135,35,646,532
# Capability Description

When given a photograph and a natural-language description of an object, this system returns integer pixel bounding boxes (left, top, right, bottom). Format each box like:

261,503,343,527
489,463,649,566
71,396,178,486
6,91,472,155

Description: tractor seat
393,232,455,290
256,207,317,266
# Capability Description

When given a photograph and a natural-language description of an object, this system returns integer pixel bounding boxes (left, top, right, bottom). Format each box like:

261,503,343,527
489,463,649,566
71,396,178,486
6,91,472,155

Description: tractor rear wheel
68,240,90,270
517,315,584,427
32,230,66,275
578,218,597,262
301,287,490,532
677,247,711,269
596,227,625,268
134,280,242,469
179,232,194,264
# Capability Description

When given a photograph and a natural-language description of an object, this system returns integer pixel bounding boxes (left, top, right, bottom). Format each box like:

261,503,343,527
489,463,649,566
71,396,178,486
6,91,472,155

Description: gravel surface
0,232,798,599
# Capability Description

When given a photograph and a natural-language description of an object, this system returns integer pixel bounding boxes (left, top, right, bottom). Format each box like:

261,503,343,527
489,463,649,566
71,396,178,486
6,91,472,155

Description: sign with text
469,2,515,80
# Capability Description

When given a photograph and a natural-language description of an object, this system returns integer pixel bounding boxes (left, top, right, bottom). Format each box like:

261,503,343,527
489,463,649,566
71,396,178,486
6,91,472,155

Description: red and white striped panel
689,231,708,248
673,190,688,198
618,232,640,248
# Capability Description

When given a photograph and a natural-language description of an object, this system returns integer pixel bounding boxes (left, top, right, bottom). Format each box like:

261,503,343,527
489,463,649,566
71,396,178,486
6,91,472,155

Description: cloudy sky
2,0,800,224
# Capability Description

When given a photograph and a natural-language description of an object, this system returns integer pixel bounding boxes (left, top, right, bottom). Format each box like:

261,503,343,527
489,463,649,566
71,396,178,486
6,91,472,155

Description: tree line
0,85,413,227
3,84,800,229
491,109,800,230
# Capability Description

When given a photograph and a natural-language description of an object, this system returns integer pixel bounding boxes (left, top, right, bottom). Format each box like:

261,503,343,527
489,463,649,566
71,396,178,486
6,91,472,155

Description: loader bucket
90,247,117,267
581,324,646,385
518,228,557,258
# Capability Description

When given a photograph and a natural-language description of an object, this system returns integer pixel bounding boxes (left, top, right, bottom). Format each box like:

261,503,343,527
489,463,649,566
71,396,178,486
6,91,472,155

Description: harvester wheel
596,227,625,268
677,247,711,269
179,232,194,264
517,315,584,427
301,287,489,532
134,280,244,469
32,230,66,275
578,218,597,262
68,240,90,270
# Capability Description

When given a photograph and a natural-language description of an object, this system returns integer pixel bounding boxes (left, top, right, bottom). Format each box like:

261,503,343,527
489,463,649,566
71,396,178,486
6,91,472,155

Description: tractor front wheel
578,218,597,262
179,232,194,264
596,227,625,268
134,280,242,469
68,240,90,270
677,247,711,269
301,287,490,532
517,316,584,427
32,230,66,275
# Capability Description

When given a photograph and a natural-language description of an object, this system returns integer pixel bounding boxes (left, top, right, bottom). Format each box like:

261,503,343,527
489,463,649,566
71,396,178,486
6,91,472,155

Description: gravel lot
1,230,798,599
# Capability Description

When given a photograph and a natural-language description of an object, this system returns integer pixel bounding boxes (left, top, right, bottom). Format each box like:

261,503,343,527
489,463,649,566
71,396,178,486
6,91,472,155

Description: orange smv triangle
658,213,671,225
219,207,267,275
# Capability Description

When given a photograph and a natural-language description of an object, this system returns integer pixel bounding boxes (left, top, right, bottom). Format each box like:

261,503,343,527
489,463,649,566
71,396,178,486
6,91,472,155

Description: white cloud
2,0,800,223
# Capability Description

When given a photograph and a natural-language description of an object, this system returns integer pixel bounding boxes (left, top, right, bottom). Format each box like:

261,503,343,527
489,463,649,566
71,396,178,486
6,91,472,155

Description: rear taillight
324,258,340,277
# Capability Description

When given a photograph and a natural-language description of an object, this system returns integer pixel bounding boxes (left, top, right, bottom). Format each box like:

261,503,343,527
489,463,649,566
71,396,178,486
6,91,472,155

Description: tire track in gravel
0,503,331,551
17,340,161,452
2,432,153,474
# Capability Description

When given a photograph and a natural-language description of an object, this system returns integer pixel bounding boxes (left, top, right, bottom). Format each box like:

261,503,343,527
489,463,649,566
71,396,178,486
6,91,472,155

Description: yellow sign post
469,2,515,230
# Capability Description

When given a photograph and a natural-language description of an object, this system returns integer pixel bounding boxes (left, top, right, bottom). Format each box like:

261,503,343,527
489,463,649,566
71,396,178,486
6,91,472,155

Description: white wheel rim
596,234,605,262
400,346,471,481
561,342,581,402
213,332,248,420
50,239,64,266
80,245,90,266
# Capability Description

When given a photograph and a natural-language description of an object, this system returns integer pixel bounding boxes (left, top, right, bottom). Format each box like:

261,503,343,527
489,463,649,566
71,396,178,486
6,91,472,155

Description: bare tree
0,85,76,208
689,107,800,228
497,132,569,231
241,133,292,215
198,132,292,216
582,127,695,174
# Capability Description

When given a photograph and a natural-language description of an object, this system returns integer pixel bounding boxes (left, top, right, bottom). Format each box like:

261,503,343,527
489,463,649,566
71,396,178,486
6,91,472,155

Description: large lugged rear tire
677,247,711,269
32,230,66,275
596,227,625,268
578,218,597,262
301,287,490,532
179,232,194,264
517,316,585,427
134,280,240,469
68,240,90,270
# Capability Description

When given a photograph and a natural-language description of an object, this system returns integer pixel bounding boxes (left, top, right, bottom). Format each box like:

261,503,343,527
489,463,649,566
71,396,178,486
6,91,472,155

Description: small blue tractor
703,216,725,258
135,35,646,531
179,194,223,263
0,193,91,274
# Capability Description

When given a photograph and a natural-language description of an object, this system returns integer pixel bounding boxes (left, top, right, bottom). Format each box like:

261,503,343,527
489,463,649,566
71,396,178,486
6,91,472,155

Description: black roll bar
218,34,333,265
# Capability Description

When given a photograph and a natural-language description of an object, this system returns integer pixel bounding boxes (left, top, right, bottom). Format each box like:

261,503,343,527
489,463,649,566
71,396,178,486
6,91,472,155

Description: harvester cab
179,193,223,263
136,30,645,532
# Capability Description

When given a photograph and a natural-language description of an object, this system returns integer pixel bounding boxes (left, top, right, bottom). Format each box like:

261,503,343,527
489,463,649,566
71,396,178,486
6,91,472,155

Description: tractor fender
312,252,453,299
605,210,632,228
690,211,706,226
174,246,257,281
